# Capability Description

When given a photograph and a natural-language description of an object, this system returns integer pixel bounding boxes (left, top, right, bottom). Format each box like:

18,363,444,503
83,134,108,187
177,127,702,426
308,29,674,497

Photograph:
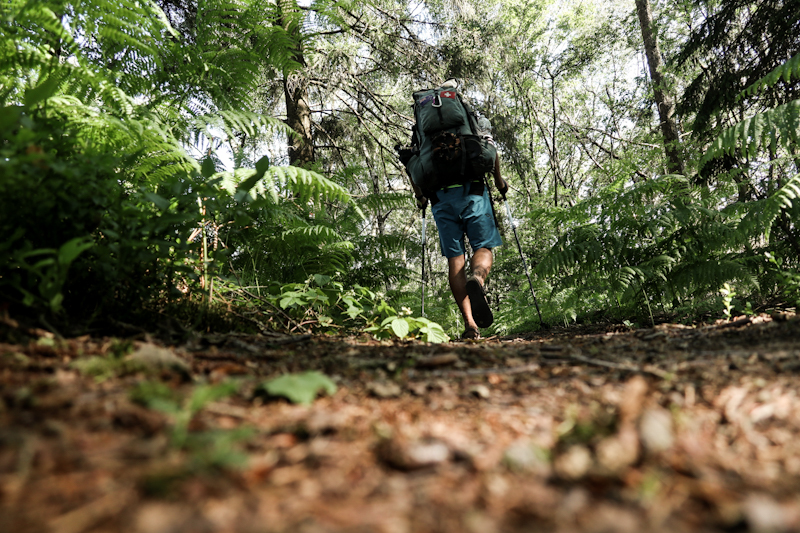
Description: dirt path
2,314,800,533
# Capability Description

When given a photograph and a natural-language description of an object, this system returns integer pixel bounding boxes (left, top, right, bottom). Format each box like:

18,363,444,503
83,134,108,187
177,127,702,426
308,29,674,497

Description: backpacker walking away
396,79,508,340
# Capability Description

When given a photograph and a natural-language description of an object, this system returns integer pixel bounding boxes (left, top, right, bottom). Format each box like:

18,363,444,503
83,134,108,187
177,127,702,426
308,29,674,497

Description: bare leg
447,247,493,331
470,247,493,284
447,254,474,330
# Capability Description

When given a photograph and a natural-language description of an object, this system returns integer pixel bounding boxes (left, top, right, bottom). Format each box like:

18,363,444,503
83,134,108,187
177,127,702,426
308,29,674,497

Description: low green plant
720,283,736,320
259,371,338,405
131,380,252,469
364,302,449,343
556,403,617,447
71,340,139,382
0,104,208,322
0,0,353,331
255,275,449,342
2,235,94,313
766,252,800,309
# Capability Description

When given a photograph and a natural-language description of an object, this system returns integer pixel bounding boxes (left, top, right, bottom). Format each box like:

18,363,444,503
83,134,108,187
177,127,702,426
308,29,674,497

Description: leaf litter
1,314,800,532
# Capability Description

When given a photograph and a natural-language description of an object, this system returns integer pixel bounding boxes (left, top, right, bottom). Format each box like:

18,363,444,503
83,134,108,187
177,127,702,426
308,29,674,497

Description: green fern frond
280,225,343,241
670,259,757,299
534,224,603,277
701,100,800,165
355,192,411,212
607,265,644,294
738,172,800,241
269,166,351,203
219,166,350,205
356,234,411,254
190,111,289,146
640,254,677,278
741,52,800,99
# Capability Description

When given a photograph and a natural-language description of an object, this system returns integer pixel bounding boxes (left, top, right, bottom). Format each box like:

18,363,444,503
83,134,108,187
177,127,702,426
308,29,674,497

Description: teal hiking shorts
431,183,503,258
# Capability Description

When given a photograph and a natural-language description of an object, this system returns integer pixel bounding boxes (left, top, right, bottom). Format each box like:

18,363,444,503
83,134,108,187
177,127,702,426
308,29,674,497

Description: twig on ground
568,350,672,379
239,288,310,334
47,487,135,533
265,334,314,347
409,363,542,379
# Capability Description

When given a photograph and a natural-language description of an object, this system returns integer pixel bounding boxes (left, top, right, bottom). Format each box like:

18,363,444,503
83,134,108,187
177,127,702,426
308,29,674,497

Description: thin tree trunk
278,0,314,167
284,75,314,166
549,74,563,207
635,0,684,175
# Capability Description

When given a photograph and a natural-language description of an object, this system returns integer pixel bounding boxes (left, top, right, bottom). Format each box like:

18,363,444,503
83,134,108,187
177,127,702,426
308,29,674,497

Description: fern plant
0,0,360,328
702,52,800,246
532,52,800,323
533,173,759,322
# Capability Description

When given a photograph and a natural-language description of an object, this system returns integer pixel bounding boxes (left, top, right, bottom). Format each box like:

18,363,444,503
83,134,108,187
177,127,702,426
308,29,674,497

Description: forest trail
2,315,800,533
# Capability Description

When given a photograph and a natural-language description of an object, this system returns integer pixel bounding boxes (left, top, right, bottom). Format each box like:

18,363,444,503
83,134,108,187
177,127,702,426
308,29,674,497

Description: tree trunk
635,0,684,175
278,0,315,167
283,75,315,166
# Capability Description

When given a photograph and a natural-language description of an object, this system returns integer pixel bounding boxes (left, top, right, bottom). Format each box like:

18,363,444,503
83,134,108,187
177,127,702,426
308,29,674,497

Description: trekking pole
502,193,544,327
421,205,427,317
483,175,501,231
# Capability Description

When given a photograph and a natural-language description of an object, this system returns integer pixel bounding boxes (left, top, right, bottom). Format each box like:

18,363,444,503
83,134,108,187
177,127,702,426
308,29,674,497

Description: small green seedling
720,283,735,320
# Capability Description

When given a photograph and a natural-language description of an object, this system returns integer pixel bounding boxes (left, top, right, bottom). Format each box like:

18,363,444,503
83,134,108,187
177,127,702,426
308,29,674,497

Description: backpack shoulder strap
459,96,480,135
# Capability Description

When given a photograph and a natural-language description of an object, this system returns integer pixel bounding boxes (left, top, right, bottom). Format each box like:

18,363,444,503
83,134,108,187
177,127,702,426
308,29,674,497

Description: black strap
469,180,484,196
460,134,467,176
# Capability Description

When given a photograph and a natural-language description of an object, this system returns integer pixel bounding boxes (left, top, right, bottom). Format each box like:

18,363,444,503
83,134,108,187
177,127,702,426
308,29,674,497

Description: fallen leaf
367,381,402,398
554,445,592,480
261,371,337,405
639,407,674,453
376,436,450,470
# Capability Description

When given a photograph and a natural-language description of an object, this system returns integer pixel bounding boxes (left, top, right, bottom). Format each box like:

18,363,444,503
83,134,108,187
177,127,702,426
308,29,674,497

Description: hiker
412,152,507,340
397,80,508,340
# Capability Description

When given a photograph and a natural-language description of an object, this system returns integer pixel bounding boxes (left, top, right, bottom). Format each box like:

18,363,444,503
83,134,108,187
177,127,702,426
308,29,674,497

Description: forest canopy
1,0,798,339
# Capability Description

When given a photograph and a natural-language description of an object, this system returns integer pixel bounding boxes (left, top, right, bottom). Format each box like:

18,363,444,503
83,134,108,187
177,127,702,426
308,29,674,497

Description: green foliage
132,380,252,469
369,315,450,344
71,347,147,383
741,52,800,99
532,174,762,321
231,274,449,342
0,103,213,319
765,253,800,309
221,164,355,288
720,283,736,320
219,164,350,205
700,52,800,245
529,48,800,324
260,371,338,405
675,0,800,138
2,236,94,313
0,0,358,329
701,101,800,165
363,302,450,343
265,275,380,329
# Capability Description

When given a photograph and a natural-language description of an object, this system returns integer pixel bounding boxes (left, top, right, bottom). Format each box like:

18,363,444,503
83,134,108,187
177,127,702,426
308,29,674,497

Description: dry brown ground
2,313,800,533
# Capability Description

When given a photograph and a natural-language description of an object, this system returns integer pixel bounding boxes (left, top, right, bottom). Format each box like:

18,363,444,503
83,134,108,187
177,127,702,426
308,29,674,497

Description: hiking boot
466,276,493,328
461,327,480,340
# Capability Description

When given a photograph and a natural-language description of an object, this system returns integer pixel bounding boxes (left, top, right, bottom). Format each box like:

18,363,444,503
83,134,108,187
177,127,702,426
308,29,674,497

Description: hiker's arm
412,182,428,210
493,154,508,197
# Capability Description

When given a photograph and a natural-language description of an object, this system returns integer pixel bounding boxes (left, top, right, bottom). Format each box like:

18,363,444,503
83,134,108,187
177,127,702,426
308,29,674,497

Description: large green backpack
404,82,497,194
